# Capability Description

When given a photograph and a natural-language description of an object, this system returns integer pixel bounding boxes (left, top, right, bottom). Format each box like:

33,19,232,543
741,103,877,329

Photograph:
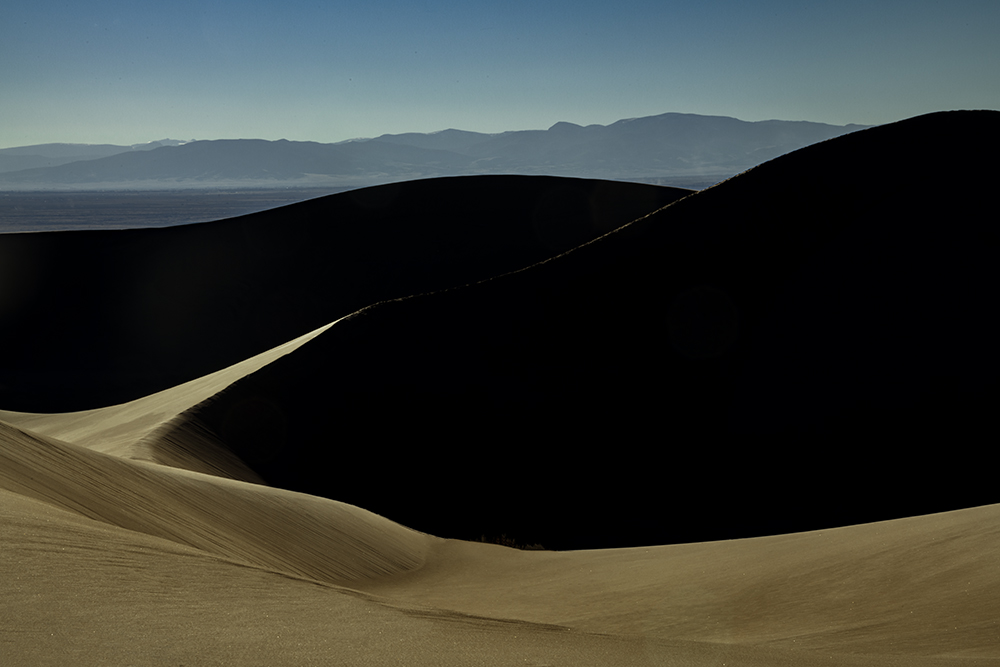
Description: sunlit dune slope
0,418,429,584
356,503,1000,657
0,175,687,412
146,111,1000,549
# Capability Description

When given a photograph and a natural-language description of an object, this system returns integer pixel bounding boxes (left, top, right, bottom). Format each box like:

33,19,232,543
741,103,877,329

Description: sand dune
2,111,999,663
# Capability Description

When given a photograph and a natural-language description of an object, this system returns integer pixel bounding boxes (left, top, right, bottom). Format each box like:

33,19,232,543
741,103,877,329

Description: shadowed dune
0,175,688,412
142,110,1000,549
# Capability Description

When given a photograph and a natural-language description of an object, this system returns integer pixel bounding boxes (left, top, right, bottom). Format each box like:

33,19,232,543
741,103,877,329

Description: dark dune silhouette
0,176,687,411
146,110,1000,550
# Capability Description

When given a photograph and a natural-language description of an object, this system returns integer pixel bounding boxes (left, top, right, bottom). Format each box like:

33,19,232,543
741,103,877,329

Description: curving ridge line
0,417,431,585
0,319,338,473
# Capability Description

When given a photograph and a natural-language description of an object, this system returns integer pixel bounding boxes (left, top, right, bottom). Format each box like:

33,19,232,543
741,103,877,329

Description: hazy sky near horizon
3,0,998,148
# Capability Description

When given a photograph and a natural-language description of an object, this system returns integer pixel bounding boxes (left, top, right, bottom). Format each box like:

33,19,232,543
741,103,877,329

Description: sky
2,0,998,148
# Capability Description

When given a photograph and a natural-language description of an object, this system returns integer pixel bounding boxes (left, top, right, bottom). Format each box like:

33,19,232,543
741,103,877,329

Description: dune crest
0,320,336,480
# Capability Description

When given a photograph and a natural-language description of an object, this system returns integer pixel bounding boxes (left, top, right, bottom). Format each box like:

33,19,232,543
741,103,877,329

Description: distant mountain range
0,139,188,175
0,112,869,190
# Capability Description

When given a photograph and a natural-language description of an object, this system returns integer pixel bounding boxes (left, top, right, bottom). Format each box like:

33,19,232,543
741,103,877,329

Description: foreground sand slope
0,418,429,585
1,412,997,665
360,505,1000,657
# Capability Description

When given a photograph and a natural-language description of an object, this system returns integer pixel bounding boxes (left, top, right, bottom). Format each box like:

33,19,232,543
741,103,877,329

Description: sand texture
2,111,999,664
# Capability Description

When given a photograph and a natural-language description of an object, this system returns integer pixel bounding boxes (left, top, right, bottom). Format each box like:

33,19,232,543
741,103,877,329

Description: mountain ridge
0,112,869,190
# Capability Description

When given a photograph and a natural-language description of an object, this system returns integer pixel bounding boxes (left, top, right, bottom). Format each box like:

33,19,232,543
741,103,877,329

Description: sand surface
3,113,999,664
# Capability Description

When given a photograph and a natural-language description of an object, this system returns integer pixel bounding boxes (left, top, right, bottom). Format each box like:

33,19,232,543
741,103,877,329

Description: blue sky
2,0,998,147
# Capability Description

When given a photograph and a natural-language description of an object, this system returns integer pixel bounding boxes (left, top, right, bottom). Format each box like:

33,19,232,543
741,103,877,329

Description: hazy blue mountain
0,139,473,189
374,113,869,174
0,113,869,190
0,139,189,174
367,128,494,154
